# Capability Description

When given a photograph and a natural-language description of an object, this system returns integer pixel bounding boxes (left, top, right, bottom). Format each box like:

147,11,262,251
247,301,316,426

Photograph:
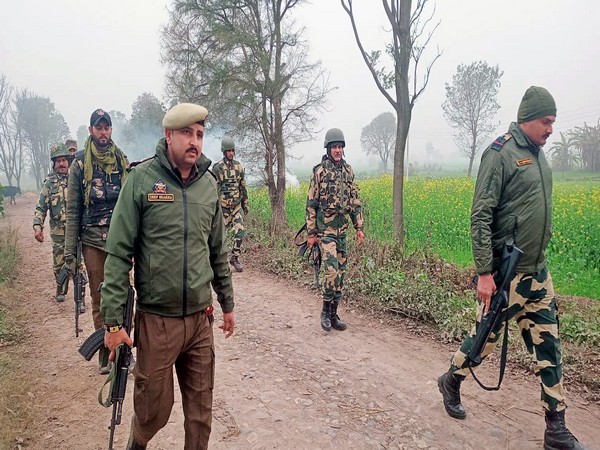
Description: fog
2,0,599,181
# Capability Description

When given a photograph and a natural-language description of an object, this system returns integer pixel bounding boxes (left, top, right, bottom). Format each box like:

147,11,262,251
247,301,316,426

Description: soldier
65,138,78,162
212,136,249,272
65,108,129,374
437,87,589,450
33,143,81,304
101,103,235,450
306,128,364,332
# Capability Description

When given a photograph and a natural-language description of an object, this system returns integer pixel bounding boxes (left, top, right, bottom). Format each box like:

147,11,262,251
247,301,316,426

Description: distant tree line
550,123,600,172
0,73,167,191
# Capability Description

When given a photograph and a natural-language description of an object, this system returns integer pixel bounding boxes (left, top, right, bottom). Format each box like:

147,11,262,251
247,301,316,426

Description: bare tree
360,112,396,172
442,61,502,176
16,91,70,189
0,75,24,188
341,0,441,246
162,0,332,231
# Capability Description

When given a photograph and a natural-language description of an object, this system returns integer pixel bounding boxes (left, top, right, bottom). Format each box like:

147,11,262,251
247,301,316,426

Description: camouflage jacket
471,122,553,275
33,171,68,235
212,157,248,212
65,149,128,255
306,155,363,236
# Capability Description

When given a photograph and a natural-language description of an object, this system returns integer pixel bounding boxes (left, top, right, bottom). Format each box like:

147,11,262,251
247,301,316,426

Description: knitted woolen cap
517,86,557,123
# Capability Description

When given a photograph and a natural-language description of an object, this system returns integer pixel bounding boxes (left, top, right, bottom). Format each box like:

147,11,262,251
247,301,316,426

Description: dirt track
3,195,600,450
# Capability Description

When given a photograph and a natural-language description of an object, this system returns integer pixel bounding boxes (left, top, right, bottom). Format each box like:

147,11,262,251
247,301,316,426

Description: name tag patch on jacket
516,158,533,166
148,179,174,202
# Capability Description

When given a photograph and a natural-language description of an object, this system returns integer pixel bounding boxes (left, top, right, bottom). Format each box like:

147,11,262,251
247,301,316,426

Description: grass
0,225,30,448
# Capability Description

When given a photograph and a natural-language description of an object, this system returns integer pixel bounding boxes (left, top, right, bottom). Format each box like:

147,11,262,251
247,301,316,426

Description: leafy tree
360,112,396,172
341,0,441,246
162,0,331,231
76,125,88,147
570,121,600,172
549,132,579,171
0,75,24,188
128,93,166,159
442,61,503,177
16,91,69,189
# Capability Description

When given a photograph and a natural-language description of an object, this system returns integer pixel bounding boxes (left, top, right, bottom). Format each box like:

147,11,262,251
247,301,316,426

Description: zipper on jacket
182,188,189,316
535,156,548,269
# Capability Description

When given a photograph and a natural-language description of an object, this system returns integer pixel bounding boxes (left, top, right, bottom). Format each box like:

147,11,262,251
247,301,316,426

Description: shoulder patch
490,133,512,151
127,156,154,172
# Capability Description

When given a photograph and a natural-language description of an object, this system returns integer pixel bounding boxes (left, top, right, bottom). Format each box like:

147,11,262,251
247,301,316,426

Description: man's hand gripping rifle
78,285,135,450
467,240,523,390
56,241,86,337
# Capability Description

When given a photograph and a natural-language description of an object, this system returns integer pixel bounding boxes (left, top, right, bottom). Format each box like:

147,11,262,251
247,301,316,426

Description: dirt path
3,195,600,450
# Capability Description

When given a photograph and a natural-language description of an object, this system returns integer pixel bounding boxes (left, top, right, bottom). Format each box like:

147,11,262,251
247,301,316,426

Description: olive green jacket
471,122,552,275
101,138,234,326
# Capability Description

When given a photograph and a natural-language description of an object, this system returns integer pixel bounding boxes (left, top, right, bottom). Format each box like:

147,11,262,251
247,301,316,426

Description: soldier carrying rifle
437,87,589,450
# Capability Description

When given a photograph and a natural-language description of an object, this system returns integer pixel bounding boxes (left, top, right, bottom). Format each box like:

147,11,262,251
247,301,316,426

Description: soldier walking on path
437,86,589,450
101,103,235,450
33,143,79,303
212,135,249,272
65,108,129,374
306,128,364,332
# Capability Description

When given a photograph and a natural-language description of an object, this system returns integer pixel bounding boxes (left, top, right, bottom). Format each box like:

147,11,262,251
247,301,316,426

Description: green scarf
83,136,129,206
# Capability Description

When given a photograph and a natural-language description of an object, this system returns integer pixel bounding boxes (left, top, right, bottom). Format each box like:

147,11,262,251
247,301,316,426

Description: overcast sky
2,0,599,170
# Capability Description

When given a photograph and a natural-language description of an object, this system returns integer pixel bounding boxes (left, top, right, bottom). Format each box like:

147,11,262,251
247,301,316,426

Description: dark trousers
131,310,215,449
81,245,107,330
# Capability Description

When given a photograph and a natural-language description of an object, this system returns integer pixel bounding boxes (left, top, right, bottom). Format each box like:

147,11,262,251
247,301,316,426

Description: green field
251,175,600,299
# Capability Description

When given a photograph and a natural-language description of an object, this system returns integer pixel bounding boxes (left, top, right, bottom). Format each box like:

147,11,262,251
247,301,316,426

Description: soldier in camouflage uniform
306,128,364,332
65,108,129,374
33,144,73,302
437,87,589,450
212,136,248,273
65,138,78,162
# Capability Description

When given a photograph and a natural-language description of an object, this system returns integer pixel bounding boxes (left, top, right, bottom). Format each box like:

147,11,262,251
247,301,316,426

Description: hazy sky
2,0,600,169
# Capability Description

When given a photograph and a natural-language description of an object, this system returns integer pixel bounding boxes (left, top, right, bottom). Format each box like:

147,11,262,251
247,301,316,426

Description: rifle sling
468,316,509,391
99,345,123,407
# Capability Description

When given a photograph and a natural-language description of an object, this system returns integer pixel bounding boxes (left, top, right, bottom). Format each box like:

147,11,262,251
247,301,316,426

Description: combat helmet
50,143,70,161
323,128,345,149
221,136,235,153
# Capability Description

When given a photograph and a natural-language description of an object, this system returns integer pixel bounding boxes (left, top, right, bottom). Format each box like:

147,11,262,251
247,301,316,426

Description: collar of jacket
322,154,345,169
154,137,212,184
509,122,540,155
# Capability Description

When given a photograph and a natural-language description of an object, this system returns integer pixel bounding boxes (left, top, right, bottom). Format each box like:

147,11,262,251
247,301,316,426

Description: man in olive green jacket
101,103,235,450
438,87,589,450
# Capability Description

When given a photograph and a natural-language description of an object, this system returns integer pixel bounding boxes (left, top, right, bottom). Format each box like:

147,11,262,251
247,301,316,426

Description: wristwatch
105,324,122,333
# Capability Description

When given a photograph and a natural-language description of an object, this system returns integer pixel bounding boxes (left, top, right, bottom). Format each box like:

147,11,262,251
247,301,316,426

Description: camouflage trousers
222,206,245,257
51,230,68,295
321,234,347,302
450,268,566,412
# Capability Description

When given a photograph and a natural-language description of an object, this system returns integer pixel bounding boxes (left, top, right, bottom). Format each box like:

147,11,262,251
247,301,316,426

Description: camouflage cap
162,103,209,130
51,143,70,160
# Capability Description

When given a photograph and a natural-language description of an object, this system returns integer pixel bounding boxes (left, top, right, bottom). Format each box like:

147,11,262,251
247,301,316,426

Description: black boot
544,410,589,450
320,301,332,332
230,255,243,273
330,301,347,331
55,285,65,303
437,371,466,419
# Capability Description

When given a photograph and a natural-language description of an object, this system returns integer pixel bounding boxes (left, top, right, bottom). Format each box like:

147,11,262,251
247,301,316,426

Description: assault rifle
56,241,86,337
78,285,135,450
295,223,322,289
467,240,523,390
